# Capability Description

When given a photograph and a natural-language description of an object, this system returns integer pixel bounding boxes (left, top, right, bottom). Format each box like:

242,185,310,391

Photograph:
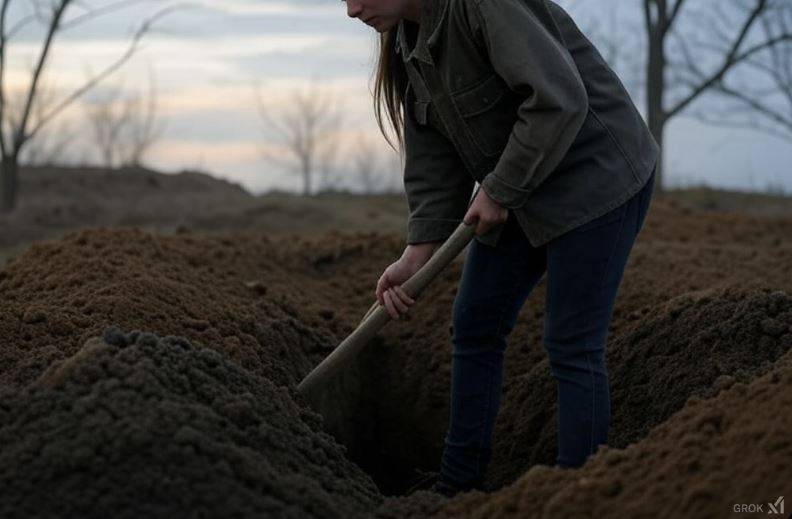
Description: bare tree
85,68,165,169
679,5,792,142
7,78,76,166
86,84,131,168
352,135,382,194
383,150,404,193
349,133,402,194
643,0,792,191
570,2,647,99
0,0,183,213
123,67,165,167
255,77,346,196
315,122,345,193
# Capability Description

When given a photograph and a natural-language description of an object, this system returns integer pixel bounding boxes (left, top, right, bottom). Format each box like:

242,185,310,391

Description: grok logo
732,496,784,514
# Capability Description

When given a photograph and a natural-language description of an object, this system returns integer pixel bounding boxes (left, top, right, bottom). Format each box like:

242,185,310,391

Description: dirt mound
0,165,257,249
483,284,792,489
608,285,792,441
374,340,792,519
0,325,381,519
1,195,791,517
352,243,792,495
338,195,792,494
0,227,358,391
0,226,409,496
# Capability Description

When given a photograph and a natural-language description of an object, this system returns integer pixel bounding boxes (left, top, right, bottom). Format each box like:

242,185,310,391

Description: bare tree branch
5,12,36,41
60,0,163,31
1,0,185,212
666,0,688,33
14,0,71,150
666,0,792,117
350,133,400,194
631,0,792,188
255,77,346,196
83,65,165,169
86,82,132,168
0,0,12,157
681,106,792,142
122,66,166,167
668,0,792,140
26,3,187,144
17,79,75,166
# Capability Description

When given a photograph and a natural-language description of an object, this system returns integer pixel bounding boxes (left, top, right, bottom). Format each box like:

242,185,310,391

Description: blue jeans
440,169,655,489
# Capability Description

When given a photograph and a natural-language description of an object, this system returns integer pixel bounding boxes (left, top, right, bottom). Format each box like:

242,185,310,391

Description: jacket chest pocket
406,82,431,126
413,99,430,125
407,82,453,139
451,73,518,157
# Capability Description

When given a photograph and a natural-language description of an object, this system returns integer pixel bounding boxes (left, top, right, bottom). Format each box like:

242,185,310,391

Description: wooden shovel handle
297,220,477,395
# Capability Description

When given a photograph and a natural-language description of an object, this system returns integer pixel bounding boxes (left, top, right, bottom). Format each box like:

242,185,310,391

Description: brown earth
0,326,381,519
0,167,791,518
0,165,406,263
375,342,792,519
0,165,255,250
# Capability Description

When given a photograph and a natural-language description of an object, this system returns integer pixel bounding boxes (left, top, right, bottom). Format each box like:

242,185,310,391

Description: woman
344,0,660,497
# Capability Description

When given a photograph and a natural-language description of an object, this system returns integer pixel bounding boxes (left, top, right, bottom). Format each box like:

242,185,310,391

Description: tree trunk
646,14,666,194
648,113,665,191
302,160,311,196
0,155,19,213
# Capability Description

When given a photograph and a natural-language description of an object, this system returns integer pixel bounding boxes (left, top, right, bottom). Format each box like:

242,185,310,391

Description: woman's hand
464,186,508,235
375,242,438,319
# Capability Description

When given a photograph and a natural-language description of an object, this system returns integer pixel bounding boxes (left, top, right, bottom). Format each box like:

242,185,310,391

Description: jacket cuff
481,171,533,209
406,217,462,244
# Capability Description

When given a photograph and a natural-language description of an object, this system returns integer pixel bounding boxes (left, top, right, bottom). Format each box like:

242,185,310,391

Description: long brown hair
372,27,408,155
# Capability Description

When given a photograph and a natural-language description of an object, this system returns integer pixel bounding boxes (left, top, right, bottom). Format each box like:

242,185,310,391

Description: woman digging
343,0,659,498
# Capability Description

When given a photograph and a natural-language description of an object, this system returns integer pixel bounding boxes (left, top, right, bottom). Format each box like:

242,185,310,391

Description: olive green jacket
398,0,660,247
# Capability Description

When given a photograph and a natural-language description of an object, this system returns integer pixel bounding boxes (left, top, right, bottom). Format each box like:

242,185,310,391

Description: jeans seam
473,356,495,480
472,255,521,480
579,200,627,463
586,351,595,455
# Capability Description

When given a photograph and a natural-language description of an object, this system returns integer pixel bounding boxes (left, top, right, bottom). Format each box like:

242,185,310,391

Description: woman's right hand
375,242,439,319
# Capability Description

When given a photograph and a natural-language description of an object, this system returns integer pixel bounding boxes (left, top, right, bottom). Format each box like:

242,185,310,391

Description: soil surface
0,326,381,519
0,166,790,518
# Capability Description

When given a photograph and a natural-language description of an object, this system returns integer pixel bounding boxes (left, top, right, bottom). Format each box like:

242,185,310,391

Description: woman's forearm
402,242,441,268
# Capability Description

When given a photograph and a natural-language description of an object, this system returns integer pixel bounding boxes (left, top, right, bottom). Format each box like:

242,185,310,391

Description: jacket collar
395,0,449,65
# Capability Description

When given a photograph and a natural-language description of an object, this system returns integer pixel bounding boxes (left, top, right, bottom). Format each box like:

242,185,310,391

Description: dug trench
0,196,791,517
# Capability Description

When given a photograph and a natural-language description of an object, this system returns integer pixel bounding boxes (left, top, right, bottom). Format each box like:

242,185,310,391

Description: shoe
428,478,464,498
405,469,465,498
406,468,482,498
405,469,440,494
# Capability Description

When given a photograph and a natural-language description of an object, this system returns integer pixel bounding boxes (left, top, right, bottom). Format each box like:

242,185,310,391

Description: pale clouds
3,0,790,194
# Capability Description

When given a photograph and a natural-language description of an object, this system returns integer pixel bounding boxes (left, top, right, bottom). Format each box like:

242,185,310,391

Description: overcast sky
3,0,791,195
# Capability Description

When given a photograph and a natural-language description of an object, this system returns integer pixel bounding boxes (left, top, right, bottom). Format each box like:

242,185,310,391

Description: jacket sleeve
403,83,475,244
470,0,589,209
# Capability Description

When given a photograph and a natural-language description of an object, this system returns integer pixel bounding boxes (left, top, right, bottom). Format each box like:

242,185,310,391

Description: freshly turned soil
0,192,790,518
373,345,792,519
0,326,381,519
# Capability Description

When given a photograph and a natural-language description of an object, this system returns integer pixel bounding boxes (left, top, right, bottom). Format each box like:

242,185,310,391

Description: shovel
297,220,477,398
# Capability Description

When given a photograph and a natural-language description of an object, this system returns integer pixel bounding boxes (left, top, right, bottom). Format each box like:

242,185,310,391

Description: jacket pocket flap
414,100,430,125
453,73,509,117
